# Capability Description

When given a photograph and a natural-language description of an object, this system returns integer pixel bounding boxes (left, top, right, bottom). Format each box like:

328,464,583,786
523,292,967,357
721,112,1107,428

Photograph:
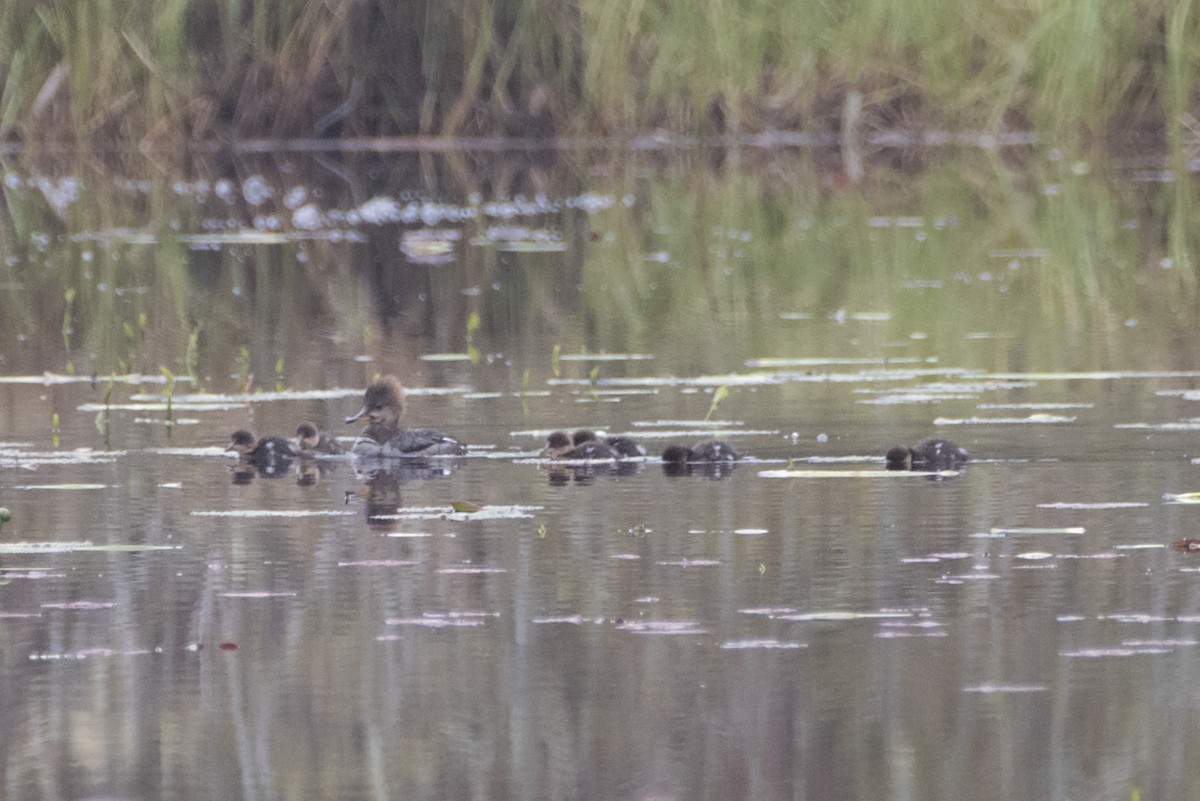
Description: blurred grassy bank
1,0,1198,147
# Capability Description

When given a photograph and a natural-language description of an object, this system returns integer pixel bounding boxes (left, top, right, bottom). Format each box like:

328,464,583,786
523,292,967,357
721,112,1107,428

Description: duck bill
344,406,368,424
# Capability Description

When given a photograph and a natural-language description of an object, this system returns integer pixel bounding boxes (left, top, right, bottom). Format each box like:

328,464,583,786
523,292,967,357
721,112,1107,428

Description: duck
344,375,467,457
661,440,741,464
885,438,968,471
539,431,575,459
226,430,298,470
295,422,344,455
538,430,620,460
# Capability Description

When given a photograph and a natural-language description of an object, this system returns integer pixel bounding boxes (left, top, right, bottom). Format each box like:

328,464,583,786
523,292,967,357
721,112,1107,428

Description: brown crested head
295,422,319,448
661,445,692,464
345,375,406,424
885,445,914,470
571,429,600,446
227,429,257,454
546,431,572,449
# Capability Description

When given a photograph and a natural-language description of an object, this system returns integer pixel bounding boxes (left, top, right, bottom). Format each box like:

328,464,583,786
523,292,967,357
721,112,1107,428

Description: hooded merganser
885,438,968,471
344,375,467,457
226,430,298,470
295,422,344,455
661,440,741,463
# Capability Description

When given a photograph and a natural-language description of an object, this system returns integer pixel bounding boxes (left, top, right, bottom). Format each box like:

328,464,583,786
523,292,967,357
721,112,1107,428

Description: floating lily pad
1036,502,1148,509
1061,647,1173,658
11,483,108,490
758,469,952,478
374,504,540,521
775,610,914,621
720,639,807,650
990,526,1086,535
616,620,707,635
191,510,355,518
0,541,179,554
933,414,1076,425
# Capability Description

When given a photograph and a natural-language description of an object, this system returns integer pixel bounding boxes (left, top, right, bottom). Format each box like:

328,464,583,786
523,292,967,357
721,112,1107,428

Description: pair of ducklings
885,438,968,471
539,429,741,464
226,422,343,467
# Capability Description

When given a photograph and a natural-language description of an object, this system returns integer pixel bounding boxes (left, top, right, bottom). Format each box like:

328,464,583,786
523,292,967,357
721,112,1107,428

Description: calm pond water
3,146,1200,800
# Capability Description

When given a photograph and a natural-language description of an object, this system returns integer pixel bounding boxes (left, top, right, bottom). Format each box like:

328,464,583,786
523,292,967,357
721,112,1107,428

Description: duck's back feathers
353,428,466,457
605,435,647,458
912,439,968,470
689,440,740,462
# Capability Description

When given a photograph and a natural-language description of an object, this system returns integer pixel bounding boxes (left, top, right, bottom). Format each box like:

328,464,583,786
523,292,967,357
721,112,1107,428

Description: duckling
539,431,575,459
661,440,741,463
226,430,298,470
344,375,467,457
885,438,968,471
295,422,344,455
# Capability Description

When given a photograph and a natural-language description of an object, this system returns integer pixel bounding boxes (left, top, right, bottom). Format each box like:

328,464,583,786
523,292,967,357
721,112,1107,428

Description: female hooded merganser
295,422,344,455
885,438,968,471
539,430,620,460
344,376,466,457
661,440,741,464
226,430,298,469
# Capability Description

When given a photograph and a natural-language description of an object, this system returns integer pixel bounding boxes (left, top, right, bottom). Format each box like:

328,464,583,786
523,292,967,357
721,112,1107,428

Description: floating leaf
192,510,355,518
12,483,108,490
758,469,945,478
0,541,178,554
990,526,1086,535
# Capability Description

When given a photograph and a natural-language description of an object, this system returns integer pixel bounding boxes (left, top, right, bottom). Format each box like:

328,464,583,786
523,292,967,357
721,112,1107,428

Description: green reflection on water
0,150,1197,391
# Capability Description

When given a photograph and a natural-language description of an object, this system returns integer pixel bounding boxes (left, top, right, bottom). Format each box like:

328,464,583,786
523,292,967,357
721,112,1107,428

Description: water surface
2,147,1200,800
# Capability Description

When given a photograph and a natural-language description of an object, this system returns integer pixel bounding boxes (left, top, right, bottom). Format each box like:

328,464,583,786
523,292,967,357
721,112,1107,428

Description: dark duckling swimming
885,438,968,471
295,422,344,455
344,375,467,457
661,440,741,464
226,430,298,474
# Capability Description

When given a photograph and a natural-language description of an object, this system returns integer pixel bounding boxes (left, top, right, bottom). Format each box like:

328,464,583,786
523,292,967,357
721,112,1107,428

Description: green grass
0,0,1196,145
